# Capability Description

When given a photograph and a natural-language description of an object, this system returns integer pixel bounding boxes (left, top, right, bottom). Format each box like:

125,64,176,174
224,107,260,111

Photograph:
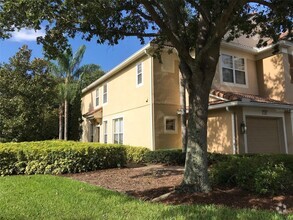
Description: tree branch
138,1,179,46
186,0,211,24
135,9,154,21
246,0,272,8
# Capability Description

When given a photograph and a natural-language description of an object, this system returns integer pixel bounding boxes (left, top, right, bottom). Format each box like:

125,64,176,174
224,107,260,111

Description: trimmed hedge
0,141,127,175
143,149,185,165
124,145,150,164
1,141,292,195
209,154,293,195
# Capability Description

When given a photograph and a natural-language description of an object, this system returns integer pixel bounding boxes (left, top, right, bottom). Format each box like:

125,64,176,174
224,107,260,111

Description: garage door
246,117,284,153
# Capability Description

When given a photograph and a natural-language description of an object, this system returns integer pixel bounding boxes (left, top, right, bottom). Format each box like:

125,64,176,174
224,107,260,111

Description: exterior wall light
240,121,247,134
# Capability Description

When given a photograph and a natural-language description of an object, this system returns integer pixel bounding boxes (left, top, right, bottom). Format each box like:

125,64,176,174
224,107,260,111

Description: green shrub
254,162,293,194
209,154,293,195
144,149,185,165
124,145,150,163
124,147,186,165
207,152,232,166
0,141,127,175
209,160,238,187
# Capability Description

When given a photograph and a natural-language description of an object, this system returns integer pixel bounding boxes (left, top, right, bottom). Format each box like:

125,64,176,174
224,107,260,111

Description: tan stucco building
81,38,293,154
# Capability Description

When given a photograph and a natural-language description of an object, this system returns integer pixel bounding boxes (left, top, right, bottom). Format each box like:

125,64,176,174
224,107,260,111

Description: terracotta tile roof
209,89,291,106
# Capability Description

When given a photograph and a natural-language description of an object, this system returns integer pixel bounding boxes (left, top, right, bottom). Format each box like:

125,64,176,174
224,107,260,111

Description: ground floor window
103,121,108,143
113,118,123,144
164,116,177,133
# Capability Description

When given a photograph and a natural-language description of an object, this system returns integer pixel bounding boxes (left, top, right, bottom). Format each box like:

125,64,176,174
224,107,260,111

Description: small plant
254,162,293,194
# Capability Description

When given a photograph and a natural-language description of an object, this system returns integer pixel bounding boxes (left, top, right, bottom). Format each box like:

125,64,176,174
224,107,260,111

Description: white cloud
10,29,45,42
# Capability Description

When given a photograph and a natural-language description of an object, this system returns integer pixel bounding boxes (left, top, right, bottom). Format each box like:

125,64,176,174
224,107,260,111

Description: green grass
0,175,290,220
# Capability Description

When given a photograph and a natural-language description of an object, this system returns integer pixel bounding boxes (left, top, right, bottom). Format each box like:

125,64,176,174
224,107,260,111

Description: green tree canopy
1,0,292,192
0,45,59,142
78,64,105,89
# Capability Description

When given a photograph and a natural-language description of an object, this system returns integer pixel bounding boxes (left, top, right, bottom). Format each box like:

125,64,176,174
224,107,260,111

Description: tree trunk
58,103,64,140
178,44,221,193
64,76,69,141
181,87,210,192
180,78,187,152
64,99,68,140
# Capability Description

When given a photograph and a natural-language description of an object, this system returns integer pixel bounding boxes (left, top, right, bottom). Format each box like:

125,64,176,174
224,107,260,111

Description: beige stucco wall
154,104,182,149
212,47,259,95
81,54,153,149
283,53,293,103
102,106,151,147
207,109,233,154
153,52,182,149
257,53,286,101
81,91,95,142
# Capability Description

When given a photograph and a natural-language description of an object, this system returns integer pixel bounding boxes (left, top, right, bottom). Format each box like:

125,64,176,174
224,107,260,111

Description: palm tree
50,45,101,140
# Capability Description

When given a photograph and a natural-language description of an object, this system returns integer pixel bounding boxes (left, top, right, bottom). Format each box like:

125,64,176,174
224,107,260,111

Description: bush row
0,141,127,175
209,154,293,195
1,141,292,195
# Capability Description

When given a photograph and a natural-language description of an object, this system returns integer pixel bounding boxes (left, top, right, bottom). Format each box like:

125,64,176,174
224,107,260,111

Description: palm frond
76,64,101,79
70,45,86,78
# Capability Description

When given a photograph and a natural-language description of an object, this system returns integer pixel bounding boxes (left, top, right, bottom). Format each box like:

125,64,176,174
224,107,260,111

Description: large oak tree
1,0,292,192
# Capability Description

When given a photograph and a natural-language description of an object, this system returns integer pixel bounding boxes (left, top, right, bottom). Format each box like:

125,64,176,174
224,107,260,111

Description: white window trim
95,88,99,107
103,83,108,105
220,53,249,88
164,116,178,134
136,62,143,87
103,120,108,144
113,117,124,144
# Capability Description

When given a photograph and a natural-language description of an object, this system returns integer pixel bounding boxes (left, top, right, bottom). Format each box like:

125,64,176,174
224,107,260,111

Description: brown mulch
65,164,292,213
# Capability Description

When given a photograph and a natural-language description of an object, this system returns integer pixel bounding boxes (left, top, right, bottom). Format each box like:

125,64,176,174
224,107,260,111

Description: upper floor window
221,54,246,85
95,88,99,107
136,63,143,86
103,84,108,104
113,117,123,144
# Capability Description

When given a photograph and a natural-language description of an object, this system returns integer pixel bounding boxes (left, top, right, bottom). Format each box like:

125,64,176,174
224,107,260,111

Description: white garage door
246,117,285,153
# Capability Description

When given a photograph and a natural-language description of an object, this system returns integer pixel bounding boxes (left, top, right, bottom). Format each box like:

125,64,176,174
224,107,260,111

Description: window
95,88,99,106
103,84,108,104
221,54,246,85
103,121,108,143
136,63,143,86
113,118,123,144
164,116,177,133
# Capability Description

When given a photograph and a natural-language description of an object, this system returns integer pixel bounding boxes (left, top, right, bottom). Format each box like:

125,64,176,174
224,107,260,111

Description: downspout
145,49,155,150
226,107,237,154
291,110,293,137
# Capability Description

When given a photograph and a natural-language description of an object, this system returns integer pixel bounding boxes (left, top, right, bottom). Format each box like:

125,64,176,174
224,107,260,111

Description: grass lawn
0,175,290,220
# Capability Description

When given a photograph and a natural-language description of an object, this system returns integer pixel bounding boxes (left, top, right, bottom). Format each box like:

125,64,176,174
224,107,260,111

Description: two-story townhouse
81,38,293,154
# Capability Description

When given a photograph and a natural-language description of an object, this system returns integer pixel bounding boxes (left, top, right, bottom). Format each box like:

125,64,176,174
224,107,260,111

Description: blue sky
0,29,149,72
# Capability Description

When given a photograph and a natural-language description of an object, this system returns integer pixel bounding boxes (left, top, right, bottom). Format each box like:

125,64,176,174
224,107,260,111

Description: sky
0,29,150,72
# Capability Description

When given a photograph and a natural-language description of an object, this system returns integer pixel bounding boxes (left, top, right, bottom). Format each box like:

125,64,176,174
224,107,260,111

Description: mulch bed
65,164,292,214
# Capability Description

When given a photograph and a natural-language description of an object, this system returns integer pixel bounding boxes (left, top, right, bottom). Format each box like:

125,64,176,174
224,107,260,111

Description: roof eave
82,43,152,94
221,41,258,54
209,101,293,111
